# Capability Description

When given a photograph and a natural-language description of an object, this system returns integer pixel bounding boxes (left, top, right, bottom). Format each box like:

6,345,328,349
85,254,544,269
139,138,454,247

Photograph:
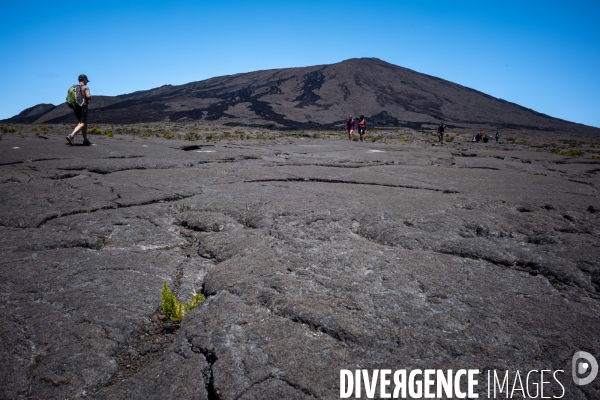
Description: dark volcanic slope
7,58,599,134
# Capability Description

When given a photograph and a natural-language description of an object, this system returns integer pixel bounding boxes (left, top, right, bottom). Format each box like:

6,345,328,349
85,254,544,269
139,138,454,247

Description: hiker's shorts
73,105,88,123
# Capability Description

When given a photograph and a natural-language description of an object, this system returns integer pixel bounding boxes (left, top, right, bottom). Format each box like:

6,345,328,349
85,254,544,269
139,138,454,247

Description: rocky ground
1,123,599,399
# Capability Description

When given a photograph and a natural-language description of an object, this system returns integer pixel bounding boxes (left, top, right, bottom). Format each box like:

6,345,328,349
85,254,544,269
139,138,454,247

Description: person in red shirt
357,115,367,142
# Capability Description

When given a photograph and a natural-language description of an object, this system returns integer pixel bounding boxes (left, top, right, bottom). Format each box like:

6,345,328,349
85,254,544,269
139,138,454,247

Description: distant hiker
357,115,366,141
495,132,500,143
345,116,356,141
65,74,92,146
437,122,446,143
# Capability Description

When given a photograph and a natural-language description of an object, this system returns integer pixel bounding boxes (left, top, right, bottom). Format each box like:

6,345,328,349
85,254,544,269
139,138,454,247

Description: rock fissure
33,193,196,228
244,178,458,193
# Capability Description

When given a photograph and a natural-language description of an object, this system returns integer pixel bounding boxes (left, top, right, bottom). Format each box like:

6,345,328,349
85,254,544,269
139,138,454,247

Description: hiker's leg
81,122,88,141
71,122,84,136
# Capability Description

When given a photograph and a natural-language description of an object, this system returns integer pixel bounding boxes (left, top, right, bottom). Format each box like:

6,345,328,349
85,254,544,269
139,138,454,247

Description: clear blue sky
1,0,599,127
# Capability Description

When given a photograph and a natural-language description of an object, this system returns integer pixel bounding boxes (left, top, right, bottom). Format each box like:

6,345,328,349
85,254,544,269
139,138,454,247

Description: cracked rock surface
1,130,599,399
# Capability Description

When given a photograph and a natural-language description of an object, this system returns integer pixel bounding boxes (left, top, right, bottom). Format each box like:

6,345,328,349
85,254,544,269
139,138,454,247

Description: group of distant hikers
469,129,500,143
346,117,500,144
63,74,500,147
345,115,368,141
438,123,499,144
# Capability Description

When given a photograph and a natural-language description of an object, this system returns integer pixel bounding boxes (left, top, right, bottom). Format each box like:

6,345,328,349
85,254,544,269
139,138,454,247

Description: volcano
5,58,598,134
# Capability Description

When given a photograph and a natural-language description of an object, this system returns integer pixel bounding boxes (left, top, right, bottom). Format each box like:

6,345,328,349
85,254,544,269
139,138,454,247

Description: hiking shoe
65,135,74,146
83,139,92,146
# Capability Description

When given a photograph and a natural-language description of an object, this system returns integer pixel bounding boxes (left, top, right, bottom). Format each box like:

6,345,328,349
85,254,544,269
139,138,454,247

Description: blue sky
1,0,599,127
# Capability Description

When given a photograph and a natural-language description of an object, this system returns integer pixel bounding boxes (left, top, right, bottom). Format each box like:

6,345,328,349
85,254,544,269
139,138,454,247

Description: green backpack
66,84,86,108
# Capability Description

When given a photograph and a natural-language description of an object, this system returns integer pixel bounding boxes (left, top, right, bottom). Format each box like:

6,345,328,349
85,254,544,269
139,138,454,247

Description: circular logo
572,351,598,386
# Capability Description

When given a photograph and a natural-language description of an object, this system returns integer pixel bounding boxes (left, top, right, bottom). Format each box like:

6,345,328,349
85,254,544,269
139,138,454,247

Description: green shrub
161,282,205,323
0,125,16,133
506,137,516,143
445,136,454,143
185,131,200,141
550,149,584,156
562,149,584,157
88,127,103,135
104,130,114,138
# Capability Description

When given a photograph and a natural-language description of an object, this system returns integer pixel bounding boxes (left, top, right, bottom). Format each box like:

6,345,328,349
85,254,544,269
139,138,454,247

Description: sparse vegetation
104,130,114,138
88,127,103,135
1,125,16,134
550,149,584,157
184,131,200,141
506,137,516,143
161,282,205,323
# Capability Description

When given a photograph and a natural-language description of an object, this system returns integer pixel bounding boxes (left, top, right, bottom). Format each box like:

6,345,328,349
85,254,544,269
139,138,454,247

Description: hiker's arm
84,87,92,101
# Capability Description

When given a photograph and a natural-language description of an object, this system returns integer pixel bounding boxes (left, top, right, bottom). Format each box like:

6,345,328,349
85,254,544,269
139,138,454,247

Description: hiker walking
345,116,356,141
357,115,367,141
437,122,446,143
65,74,92,146
495,132,500,143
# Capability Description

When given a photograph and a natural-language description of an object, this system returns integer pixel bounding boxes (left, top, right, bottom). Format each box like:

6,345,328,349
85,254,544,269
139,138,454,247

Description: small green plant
40,126,49,132
161,282,205,323
104,130,114,138
399,137,410,142
593,155,600,160
506,137,516,143
163,133,174,139
205,133,213,140
141,131,153,138
445,136,454,143
88,127,103,135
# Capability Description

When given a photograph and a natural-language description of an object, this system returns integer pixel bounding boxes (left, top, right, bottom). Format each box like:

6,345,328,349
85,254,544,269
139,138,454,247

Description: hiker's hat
78,74,90,82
